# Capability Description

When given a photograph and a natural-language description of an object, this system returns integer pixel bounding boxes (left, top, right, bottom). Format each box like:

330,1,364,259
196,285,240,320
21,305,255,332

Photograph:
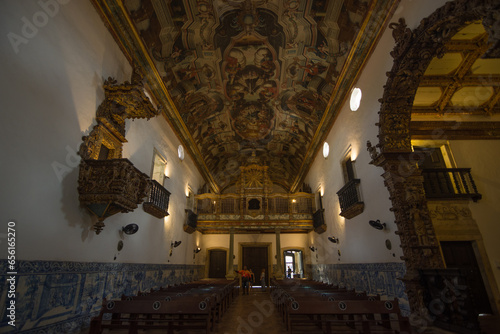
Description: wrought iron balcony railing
143,180,171,218
421,168,481,202
337,179,364,219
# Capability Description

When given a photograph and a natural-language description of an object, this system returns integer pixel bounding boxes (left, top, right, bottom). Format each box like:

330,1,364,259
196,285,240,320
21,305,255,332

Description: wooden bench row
271,279,412,334
89,279,238,334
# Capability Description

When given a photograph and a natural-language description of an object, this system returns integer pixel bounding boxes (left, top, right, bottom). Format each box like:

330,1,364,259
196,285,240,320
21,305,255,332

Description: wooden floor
216,287,287,334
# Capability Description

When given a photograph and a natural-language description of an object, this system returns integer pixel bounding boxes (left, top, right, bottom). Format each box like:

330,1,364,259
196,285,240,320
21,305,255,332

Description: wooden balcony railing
143,180,171,218
313,209,326,234
196,193,314,216
337,179,364,219
193,193,315,233
421,168,481,202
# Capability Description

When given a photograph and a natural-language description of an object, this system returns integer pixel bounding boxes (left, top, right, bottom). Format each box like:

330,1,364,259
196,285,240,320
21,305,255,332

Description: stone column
225,228,236,280
274,229,284,279
370,149,444,315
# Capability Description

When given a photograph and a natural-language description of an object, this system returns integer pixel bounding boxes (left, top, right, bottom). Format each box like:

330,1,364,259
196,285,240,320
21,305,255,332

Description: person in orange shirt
235,266,252,295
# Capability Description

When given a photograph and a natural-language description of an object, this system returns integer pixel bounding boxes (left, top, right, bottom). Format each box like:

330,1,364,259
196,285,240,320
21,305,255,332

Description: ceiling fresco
110,0,396,192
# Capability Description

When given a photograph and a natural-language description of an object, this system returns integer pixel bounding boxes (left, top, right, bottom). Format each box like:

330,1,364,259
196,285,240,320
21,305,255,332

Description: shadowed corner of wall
59,161,95,241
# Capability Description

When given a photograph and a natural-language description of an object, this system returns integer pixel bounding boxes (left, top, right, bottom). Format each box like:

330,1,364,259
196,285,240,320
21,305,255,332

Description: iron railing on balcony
143,180,171,218
421,168,481,202
337,179,364,219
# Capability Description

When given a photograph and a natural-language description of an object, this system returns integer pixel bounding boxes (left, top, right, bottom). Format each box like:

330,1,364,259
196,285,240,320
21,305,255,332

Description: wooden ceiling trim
412,106,500,115
485,87,500,116
435,42,492,113
410,121,500,140
419,75,500,87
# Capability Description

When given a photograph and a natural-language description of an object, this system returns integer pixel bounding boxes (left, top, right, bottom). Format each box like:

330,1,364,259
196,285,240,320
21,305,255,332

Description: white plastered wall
304,0,450,265
0,0,204,264
447,140,500,291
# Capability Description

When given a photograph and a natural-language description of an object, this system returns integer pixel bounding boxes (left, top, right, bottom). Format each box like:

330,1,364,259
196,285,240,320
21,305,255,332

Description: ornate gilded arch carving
369,0,500,319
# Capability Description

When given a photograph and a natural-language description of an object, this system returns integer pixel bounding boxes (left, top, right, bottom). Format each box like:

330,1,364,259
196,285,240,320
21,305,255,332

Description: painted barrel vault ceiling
92,1,500,193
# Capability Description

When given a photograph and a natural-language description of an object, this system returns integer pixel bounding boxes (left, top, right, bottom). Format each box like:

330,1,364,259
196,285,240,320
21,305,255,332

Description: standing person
260,268,266,291
287,266,292,278
235,266,252,295
249,269,255,291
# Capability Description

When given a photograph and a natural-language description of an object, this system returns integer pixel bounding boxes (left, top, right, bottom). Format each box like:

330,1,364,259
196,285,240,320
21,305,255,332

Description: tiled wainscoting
0,260,204,333
307,262,409,315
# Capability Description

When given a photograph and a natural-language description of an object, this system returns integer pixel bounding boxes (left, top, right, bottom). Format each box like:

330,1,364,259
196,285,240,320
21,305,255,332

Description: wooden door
242,246,268,286
441,241,492,314
208,250,227,278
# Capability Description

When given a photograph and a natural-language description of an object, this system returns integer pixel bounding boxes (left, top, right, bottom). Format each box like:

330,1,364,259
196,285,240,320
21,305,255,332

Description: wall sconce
193,247,201,259
309,246,317,252
122,224,139,235
369,220,386,230
328,236,339,244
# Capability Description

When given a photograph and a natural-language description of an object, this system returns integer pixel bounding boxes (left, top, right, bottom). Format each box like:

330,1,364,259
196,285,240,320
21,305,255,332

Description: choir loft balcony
421,168,482,202
194,193,316,234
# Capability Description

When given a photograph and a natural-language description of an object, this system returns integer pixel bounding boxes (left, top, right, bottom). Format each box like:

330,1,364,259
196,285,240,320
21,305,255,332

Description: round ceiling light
350,87,362,111
178,145,185,161
323,142,329,158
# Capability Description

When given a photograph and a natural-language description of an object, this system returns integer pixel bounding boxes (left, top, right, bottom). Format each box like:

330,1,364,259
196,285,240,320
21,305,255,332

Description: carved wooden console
78,159,150,234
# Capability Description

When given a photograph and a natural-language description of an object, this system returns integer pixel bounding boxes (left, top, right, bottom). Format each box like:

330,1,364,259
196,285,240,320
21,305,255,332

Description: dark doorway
414,146,447,169
208,249,227,278
414,146,455,197
242,246,268,286
441,241,492,314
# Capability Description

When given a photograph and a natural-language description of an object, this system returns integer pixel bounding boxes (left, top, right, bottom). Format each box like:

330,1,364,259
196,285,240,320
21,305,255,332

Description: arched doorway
373,0,500,321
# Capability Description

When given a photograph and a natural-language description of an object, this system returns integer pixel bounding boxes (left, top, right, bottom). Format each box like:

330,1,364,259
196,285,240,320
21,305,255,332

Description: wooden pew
130,280,238,322
285,299,411,334
89,298,214,334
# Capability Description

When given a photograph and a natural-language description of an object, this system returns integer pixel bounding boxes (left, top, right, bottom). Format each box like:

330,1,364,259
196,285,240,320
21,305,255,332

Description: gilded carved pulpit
77,70,160,234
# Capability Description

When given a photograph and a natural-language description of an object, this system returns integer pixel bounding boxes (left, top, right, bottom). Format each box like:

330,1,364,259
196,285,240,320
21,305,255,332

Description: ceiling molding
410,121,500,140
